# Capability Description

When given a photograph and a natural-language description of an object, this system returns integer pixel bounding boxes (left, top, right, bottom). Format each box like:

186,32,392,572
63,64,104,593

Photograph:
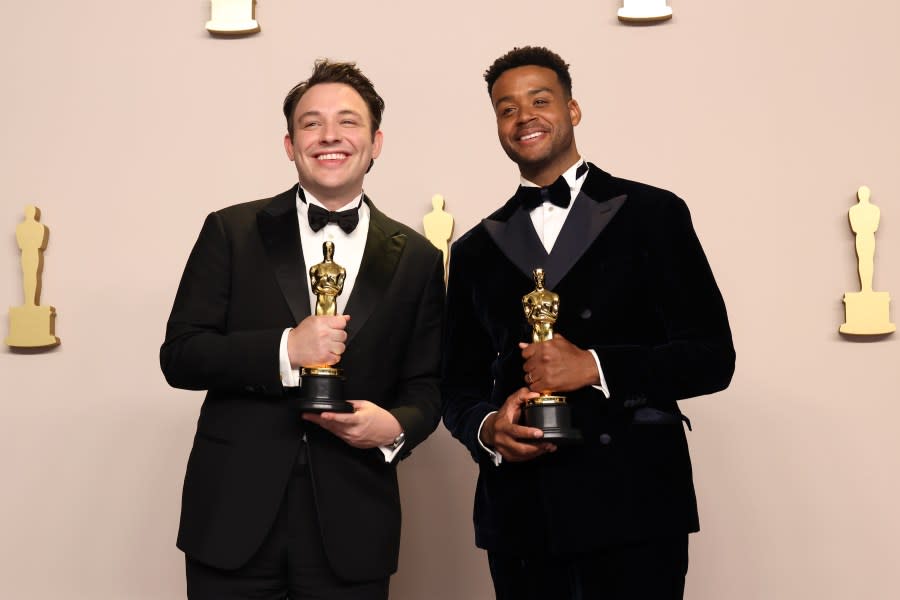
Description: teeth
317,153,347,160
520,132,543,141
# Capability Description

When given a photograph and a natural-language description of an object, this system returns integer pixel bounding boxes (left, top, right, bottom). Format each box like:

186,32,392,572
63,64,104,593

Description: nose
516,105,536,125
319,120,341,144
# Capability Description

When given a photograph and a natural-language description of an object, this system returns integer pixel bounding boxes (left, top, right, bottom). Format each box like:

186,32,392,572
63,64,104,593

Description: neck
304,183,363,212
519,151,581,187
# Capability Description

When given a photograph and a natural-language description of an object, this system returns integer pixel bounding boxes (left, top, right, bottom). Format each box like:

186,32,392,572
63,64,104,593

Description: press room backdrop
1,2,898,598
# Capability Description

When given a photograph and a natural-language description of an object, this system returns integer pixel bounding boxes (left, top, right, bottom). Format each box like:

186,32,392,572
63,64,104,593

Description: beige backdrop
2,1,898,598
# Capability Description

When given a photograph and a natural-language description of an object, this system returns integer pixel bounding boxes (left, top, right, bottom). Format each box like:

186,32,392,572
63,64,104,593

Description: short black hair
484,46,572,98
283,59,385,139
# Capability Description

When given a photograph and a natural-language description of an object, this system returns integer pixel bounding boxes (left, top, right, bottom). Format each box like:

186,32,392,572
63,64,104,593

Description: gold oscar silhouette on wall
6,206,60,348
840,186,895,335
206,0,260,35
423,194,454,280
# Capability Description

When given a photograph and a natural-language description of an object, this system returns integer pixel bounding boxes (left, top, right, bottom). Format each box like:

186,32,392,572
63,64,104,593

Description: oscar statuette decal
6,206,60,349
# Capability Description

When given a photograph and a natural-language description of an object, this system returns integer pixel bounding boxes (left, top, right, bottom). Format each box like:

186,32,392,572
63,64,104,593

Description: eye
302,120,320,129
498,106,516,117
534,98,548,106
340,119,359,126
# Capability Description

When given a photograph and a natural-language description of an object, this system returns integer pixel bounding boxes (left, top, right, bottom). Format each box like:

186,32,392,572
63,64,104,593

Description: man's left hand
302,401,402,449
520,334,600,393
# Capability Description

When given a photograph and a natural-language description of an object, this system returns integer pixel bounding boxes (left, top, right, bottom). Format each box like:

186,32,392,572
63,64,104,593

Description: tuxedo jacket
160,185,444,581
441,164,735,555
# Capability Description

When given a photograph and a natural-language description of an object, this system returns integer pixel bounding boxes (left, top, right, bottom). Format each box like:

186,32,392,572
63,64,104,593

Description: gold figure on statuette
522,269,560,346
6,206,60,348
521,269,581,442
840,186,895,335
309,241,346,317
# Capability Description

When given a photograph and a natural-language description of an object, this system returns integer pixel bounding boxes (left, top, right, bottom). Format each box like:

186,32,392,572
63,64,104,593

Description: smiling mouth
316,152,348,161
518,131,545,142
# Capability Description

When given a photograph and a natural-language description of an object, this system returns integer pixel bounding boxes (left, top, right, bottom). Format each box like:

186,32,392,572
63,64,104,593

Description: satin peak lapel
482,207,549,283
343,200,406,344
257,186,311,324
544,190,626,289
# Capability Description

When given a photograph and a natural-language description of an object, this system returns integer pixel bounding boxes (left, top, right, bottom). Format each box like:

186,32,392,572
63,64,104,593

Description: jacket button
580,309,592,319
598,433,612,445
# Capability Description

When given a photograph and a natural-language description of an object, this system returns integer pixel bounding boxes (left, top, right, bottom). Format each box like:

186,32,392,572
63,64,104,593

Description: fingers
494,432,557,462
302,401,398,450
496,421,544,441
323,314,351,329
290,315,351,367
503,387,539,408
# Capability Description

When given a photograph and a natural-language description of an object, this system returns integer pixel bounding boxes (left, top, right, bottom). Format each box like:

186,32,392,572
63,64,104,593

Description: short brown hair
283,59,385,139
484,46,572,98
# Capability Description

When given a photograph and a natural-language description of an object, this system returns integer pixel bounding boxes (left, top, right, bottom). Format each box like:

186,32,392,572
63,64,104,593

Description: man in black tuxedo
442,47,735,599
161,60,444,599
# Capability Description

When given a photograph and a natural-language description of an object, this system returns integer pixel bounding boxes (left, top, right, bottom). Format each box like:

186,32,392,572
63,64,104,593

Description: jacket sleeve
388,250,446,459
592,195,735,407
159,211,284,394
440,239,501,464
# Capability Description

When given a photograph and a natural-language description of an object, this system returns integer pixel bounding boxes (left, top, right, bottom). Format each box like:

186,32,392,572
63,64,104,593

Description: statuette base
298,368,353,413
6,305,60,348
618,10,672,23
524,396,582,444
840,291,895,335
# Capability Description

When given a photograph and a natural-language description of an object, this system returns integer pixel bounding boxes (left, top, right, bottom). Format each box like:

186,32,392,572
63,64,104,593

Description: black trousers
488,535,689,600
185,454,389,600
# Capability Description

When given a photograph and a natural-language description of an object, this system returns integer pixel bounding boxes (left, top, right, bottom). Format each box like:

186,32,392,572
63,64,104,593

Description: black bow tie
306,203,360,234
516,162,589,211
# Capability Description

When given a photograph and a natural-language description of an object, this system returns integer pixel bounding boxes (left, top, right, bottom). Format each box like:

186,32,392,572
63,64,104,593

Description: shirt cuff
588,349,610,398
279,328,300,387
379,440,405,463
477,411,502,466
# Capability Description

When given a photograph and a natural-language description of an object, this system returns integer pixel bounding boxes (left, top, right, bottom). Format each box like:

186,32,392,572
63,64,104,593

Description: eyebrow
296,109,364,121
493,87,554,108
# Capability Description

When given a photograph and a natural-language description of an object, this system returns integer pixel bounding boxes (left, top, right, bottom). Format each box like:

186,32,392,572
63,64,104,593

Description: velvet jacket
160,185,444,581
441,164,735,555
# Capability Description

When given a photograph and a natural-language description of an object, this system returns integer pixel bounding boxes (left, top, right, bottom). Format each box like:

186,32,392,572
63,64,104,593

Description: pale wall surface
1,2,898,598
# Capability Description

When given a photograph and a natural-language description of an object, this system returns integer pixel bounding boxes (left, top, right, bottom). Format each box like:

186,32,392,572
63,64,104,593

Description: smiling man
442,46,735,599
161,60,444,599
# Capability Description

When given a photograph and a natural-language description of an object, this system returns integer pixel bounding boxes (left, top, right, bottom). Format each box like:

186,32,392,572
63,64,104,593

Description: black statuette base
524,402,582,444
298,372,353,413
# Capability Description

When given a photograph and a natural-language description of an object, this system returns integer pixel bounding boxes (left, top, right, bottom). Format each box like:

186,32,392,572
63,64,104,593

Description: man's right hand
287,315,350,368
480,387,557,462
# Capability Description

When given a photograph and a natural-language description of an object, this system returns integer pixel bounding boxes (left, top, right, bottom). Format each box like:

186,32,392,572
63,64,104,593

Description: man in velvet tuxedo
161,60,443,599
442,47,735,599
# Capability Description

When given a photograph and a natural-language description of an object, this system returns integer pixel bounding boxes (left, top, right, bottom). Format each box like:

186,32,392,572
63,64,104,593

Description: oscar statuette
521,268,582,443
297,241,354,413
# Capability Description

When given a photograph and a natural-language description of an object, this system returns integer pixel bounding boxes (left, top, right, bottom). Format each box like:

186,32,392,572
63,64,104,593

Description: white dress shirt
478,159,611,465
276,186,402,461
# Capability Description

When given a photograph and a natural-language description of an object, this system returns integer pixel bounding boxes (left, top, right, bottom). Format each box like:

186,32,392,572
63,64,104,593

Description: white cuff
379,440,405,463
279,328,300,387
588,349,610,399
477,411,502,466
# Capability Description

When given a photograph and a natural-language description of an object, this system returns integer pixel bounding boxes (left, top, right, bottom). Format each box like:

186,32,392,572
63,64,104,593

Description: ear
568,99,582,127
371,130,384,160
283,133,294,160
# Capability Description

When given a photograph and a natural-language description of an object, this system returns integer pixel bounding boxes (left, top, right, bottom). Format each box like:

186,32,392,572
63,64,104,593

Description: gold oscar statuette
521,268,582,443
6,205,60,349
297,241,353,413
